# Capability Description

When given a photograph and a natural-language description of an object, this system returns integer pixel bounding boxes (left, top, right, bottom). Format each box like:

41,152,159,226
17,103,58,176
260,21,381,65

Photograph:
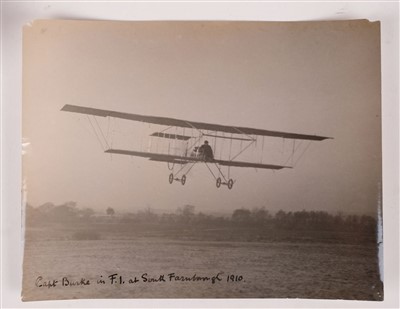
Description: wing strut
261,136,265,164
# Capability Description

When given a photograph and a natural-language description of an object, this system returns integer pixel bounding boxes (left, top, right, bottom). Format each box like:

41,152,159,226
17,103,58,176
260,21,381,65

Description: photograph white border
1,1,399,308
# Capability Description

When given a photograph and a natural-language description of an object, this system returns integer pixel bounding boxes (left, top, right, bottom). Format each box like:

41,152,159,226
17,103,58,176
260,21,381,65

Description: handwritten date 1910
226,274,244,282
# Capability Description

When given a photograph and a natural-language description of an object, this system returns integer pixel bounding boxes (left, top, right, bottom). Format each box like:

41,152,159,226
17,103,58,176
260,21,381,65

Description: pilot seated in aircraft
198,140,214,161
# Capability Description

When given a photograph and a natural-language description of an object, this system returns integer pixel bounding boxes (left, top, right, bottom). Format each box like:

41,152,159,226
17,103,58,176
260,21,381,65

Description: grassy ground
25,219,377,245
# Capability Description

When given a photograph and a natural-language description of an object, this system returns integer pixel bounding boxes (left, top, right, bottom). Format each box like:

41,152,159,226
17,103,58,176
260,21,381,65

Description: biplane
61,104,332,189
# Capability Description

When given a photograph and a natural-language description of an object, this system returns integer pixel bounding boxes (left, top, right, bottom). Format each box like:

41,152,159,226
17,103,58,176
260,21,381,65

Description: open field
22,235,382,301
23,205,382,301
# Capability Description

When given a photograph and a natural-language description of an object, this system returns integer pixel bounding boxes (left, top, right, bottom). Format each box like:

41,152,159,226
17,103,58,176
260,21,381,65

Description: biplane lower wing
104,149,290,170
104,149,197,164
214,159,291,170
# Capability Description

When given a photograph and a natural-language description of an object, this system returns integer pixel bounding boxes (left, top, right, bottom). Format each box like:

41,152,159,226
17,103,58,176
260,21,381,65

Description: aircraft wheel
169,173,174,184
181,175,186,185
227,179,234,190
216,177,222,188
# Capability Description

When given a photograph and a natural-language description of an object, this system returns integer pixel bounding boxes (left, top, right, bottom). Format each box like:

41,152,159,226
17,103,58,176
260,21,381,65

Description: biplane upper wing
105,149,291,170
61,104,332,141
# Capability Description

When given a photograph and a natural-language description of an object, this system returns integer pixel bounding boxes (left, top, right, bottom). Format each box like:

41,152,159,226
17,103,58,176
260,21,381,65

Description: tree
79,208,95,220
232,208,252,224
177,205,195,217
48,202,78,222
137,207,158,223
106,207,115,216
25,204,41,225
251,207,272,225
176,205,196,224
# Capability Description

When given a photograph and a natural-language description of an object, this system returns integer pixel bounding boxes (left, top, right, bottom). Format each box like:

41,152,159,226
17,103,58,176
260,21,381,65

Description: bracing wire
148,135,152,153
167,161,175,171
139,121,142,151
291,140,295,166
160,125,173,133
87,115,105,151
106,116,110,140
182,162,197,177
174,161,192,177
213,130,217,155
182,128,186,157
293,141,312,167
94,116,110,149
229,133,233,160
220,132,224,161
174,126,177,156
261,136,265,164
204,162,217,180
283,139,303,166
213,162,228,182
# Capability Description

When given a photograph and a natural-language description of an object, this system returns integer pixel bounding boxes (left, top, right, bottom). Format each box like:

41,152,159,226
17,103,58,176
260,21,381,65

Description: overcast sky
23,20,381,215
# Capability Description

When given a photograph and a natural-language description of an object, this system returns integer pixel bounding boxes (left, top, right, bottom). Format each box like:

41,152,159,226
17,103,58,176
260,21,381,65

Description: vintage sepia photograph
22,19,382,301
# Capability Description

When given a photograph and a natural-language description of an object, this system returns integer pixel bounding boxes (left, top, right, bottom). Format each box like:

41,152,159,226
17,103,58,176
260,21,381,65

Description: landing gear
167,162,232,189
215,176,234,189
216,177,222,188
169,173,187,185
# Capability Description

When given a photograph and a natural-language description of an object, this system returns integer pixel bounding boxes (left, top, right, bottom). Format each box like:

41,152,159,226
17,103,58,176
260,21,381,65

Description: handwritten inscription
35,272,244,289
35,276,90,288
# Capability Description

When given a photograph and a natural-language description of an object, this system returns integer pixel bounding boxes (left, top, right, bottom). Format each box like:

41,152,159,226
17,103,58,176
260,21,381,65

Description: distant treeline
26,202,377,233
